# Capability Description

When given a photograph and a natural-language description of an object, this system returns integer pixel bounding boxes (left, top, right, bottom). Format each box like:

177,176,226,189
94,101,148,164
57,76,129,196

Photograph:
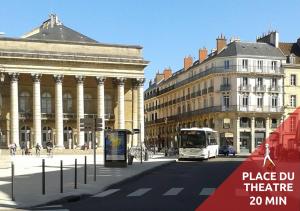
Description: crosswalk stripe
92,189,120,197
163,188,184,196
127,188,152,197
199,188,215,196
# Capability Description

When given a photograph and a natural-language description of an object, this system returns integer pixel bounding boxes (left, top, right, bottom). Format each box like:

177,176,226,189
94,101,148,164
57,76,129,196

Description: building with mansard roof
145,32,286,154
0,14,148,149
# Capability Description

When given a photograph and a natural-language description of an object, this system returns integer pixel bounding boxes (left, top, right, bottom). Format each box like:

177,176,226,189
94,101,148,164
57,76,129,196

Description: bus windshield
180,131,206,148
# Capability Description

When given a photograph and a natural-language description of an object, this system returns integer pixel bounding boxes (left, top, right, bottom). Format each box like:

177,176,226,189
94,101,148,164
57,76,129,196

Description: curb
24,159,176,209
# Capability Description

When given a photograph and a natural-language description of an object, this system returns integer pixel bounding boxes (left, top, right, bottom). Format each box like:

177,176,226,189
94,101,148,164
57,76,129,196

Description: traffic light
95,118,103,131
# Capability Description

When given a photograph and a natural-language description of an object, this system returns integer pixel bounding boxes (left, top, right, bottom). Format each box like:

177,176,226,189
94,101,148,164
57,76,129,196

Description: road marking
92,189,120,197
127,188,152,197
199,188,215,196
36,205,63,208
163,188,184,196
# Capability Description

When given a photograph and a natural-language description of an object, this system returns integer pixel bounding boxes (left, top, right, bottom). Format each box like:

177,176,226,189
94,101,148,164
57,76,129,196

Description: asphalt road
33,157,243,211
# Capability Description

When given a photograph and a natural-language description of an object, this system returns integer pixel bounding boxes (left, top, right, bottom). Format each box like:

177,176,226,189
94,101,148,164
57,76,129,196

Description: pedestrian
35,143,41,156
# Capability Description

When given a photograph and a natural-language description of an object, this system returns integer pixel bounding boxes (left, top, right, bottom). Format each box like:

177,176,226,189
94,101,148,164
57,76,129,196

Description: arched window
19,91,30,113
84,93,92,113
63,93,72,113
41,92,52,113
105,94,113,115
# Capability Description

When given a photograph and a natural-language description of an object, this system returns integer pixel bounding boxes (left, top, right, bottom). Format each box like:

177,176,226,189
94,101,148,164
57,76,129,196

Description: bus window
207,132,217,145
180,131,206,148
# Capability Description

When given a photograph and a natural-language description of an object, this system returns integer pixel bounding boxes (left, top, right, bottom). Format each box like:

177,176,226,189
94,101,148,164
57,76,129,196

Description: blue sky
1,0,300,87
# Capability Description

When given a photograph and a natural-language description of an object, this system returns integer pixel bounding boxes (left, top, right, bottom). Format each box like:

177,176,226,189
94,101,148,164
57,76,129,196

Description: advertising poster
105,131,126,161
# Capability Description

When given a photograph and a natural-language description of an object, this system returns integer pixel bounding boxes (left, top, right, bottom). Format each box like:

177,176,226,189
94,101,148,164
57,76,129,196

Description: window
257,60,263,70
41,92,52,113
257,96,263,108
223,118,231,129
223,95,230,108
257,78,263,86
271,95,278,107
223,77,229,85
242,59,248,69
271,78,277,87
288,54,296,64
290,116,296,132
242,77,248,86
20,91,31,113
224,60,230,69
210,96,214,107
242,95,249,107
271,61,277,70
84,93,92,113
290,74,296,86
290,95,296,107
63,93,72,113
203,98,207,108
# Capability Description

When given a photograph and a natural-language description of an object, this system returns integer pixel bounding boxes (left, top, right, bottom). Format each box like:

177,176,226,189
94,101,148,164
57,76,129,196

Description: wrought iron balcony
254,85,266,92
220,84,231,92
202,88,208,95
268,86,281,92
239,85,252,92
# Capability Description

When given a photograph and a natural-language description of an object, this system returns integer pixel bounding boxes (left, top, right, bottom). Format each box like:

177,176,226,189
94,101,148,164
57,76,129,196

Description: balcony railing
240,122,251,128
220,84,231,92
239,85,252,92
41,113,55,119
254,85,266,92
202,88,208,95
63,113,76,119
268,86,281,92
208,86,214,93
154,65,283,98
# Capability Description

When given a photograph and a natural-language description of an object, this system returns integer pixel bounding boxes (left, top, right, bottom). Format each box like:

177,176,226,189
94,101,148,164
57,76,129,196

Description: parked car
219,145,236,156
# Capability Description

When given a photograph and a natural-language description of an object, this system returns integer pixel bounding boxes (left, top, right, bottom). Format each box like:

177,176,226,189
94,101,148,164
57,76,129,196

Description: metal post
84,155,87,184
42,159,45,195
60,160,63,193
11,162,15,201
74,158,77,189
140,123,142,164
93,131,96,181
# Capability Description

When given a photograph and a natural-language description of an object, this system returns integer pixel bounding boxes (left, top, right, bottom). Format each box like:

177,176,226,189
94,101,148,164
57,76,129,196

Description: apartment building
145,33,286,154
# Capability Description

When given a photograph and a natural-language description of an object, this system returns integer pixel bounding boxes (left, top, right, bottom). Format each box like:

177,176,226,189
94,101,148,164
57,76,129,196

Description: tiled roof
279,42,300,64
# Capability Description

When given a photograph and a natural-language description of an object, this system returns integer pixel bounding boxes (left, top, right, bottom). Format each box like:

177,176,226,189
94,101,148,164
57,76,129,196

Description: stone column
234,116,240,153
137,78,145,145
9,73,19,146
32,74,42,146
132,79,138,146
96,76,105,147
116,78,125,129
54,75,64,148
76,76,85,147
251,116,255,153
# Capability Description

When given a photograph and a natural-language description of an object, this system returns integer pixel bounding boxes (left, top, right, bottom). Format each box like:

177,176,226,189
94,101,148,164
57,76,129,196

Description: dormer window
288,54,296,64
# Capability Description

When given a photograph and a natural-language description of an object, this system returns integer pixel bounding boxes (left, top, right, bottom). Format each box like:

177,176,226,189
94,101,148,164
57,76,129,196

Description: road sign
80,118,95,131
95,118,103,131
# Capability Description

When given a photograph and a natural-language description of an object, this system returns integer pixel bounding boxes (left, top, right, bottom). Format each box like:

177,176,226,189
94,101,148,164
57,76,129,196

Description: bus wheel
215,150,218,158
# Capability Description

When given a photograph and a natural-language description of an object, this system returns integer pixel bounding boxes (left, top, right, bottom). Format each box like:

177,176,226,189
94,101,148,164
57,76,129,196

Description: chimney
216,34,227,53
199,48,207,63
257,31,279,48
184,56,193,71
163,68,172,80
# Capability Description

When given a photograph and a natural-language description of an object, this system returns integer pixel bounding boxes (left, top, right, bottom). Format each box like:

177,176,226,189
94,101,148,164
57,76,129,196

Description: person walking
35,143,41,156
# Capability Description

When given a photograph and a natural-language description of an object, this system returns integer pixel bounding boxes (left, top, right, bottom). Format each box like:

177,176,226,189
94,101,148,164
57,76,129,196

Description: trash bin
128,155,134,165
144,150,149,161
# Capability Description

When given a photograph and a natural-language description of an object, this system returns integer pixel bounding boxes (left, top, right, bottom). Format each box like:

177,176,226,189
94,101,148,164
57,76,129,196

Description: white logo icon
263,143,275,167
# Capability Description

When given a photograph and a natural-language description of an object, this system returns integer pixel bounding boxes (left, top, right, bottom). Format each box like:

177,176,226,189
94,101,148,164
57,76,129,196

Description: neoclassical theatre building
0,14,148,149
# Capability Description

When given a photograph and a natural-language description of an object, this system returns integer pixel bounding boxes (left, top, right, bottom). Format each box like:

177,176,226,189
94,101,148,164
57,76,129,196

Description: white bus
178,127,219,160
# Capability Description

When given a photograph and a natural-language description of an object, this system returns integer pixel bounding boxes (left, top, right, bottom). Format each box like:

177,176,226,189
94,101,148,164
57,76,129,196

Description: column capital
8,73,19,82
75,75,85,84
53,75,64,83
31,73,42,82
114,77,126,86
136,78,145,86
96,76,106,85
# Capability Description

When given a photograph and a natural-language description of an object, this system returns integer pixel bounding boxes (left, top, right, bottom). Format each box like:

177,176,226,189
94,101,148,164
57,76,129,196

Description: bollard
11,162,15,201
74,158,77,189
84,156,87,184
42,159,45,195
140,145,143,164
60,160,63,193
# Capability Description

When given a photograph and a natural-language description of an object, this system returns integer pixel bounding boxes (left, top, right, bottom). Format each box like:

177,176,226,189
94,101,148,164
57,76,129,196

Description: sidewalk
0,153,176,210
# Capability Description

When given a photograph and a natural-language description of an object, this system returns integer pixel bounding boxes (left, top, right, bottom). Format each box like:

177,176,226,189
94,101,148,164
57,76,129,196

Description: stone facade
0,15,148,149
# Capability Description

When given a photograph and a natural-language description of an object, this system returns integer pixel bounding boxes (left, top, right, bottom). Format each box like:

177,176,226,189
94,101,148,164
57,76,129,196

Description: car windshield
180,131,206,148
